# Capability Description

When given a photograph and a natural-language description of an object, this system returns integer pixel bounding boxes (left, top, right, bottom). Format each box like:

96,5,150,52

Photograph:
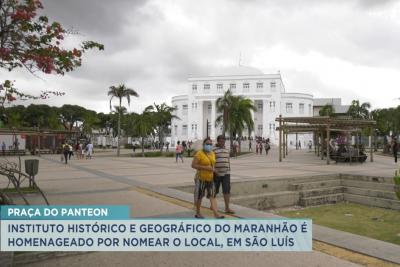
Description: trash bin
25,159,39,176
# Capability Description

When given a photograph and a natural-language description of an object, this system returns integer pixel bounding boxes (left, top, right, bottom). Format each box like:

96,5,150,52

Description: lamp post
206,119,210,138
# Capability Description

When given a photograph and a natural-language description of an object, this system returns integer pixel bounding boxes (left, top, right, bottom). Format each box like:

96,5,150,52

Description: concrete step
289,179,341,191
344,193,400,210
344,186,398,200
299,187,344,198
340,174,394,184
231,191,299,210
342,179,396,191
299,193,344,207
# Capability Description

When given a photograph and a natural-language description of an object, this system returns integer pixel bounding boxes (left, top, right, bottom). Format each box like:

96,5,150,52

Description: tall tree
145,103,178,152
131,111,154,157
58,104,87,131
0,0,103,107
347,100,371,119
216,90,256,151
108,84,139,156
216,90,234,135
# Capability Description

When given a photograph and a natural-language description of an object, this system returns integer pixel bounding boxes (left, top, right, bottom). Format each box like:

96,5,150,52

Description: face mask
204,144,213,152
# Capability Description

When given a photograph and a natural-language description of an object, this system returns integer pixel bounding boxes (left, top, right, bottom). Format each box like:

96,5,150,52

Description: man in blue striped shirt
213,135,234,214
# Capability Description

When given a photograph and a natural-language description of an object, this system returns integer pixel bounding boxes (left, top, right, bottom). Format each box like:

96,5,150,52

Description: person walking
62,142,70,164
392,137,398,163
248,140,252,152
192,137,224,219
175,141,184,163
214,135,234,214
265,138,271,155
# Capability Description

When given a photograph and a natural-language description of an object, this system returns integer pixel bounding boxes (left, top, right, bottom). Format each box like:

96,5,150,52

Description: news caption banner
1,206,312,251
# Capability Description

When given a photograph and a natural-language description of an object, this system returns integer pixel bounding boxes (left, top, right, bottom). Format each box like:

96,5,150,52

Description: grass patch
277,203,400,245
2,186,39,193
134,151,175,157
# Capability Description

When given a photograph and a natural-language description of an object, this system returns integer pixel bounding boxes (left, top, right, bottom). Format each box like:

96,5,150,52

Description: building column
211,100,216,140
250,109,255,139
262,99,268,138
198,100,204,140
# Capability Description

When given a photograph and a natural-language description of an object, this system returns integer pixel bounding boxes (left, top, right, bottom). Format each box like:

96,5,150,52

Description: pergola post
314,131,317,155
321,131,324,160
326,125,330,165
283,131,286,159
370,128,374,162
279,115,282,162
285,132,288,156
317,131,320,157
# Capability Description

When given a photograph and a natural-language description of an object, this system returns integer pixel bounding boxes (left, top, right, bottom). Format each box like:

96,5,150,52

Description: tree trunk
141,137,145,157
159,129,163,152
117,98,121,157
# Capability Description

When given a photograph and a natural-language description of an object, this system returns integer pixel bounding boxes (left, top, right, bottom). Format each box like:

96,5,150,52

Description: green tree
216,90,256,151
108,84,139,156
131,111,154,157
347,100,371,119
58,104,87,131
145,103,178,151
319,104,335,117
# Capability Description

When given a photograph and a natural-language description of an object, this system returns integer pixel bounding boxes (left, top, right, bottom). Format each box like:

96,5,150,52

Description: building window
308,104,312,115
270,81,276,89
257,125,263,136
299,103,304,114
269,101,276,112
217,84,223,92
182,104,188,116
229,83,236,92
286,103,293,113
269,123,273,134
257,82,263,88
191,102,198,110
243,83,250,93
191,124,197,134
174,125,178,136
204,84,210,93
257,103,263,112
182,125,188,135
192,84,197,93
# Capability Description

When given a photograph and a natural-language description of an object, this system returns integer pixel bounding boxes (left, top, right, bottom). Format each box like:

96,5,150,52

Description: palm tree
216,90,256,152
347,100,371,119
144,103,178,152
131,111,154,157
216,90,234,135
108,84,139,156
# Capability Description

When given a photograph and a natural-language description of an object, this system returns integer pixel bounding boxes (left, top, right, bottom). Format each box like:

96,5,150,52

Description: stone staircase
289,174,400,210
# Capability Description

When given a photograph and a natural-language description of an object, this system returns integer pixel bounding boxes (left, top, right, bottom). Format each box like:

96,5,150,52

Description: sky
2,0,400,113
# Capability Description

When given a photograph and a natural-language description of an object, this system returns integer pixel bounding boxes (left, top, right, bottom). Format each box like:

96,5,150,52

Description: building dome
210,65,264,76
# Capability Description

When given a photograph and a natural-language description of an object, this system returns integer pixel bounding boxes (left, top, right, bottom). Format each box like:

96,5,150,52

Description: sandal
195,214,205,219
225,210,235,214
215,215,225,219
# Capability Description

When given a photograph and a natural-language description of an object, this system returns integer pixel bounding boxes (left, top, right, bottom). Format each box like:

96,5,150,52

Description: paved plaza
3,148,400,266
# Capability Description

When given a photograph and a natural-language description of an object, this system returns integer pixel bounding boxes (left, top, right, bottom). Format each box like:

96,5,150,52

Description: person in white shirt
86,142,94,159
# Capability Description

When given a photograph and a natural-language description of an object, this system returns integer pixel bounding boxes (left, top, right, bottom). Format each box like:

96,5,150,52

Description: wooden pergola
275,116,377,165
0,128,79,155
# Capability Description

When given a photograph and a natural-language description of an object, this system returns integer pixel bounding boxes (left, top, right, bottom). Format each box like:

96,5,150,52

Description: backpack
63,145,70,152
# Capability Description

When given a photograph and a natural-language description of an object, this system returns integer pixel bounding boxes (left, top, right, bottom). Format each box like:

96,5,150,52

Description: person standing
2,141,6,156
175,141,183,163
392,137,398,163
248,140,252,152
192,137,223,219
86,141,94,159
214,135,234,214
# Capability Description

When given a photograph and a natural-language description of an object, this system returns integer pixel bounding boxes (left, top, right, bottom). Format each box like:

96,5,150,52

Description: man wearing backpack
62,142,70,164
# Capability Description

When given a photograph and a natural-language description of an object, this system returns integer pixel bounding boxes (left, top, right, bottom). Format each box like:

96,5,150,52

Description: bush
134,151,175,157
124,144,133,149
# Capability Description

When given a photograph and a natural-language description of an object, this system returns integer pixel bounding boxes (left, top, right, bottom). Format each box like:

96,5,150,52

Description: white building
171,66,314,147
